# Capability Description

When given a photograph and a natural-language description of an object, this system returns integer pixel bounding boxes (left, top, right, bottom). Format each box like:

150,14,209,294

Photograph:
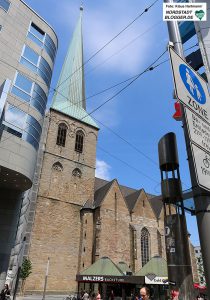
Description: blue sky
24,0,200,245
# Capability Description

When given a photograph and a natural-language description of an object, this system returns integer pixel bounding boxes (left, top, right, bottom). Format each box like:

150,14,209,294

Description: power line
0,47,167,148
55,0,160,90
92,116,158,166
83,21,162,78
80,49,167,119
0,16,162,106
0,50,167,188
97,145,159,184
0,48,167,158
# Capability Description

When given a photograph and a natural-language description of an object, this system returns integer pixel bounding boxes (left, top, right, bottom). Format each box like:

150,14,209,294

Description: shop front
76,256,168,300
76,257,144,300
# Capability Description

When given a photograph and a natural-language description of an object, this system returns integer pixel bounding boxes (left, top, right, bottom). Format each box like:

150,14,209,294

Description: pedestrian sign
169,46,210,123
169,46,210,192
179,64,206,105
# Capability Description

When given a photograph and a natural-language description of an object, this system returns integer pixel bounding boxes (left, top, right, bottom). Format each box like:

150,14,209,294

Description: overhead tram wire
0,48,167,151
0,55,166,190
55,0,160,90
57,20,163,94
92,116,158,167
97,145,159,185
0,16,163,105
80,49,168,119
0,47,168,140
0,57,176,188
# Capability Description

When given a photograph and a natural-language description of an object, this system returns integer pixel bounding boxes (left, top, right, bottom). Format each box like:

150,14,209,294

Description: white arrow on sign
169,46,210,123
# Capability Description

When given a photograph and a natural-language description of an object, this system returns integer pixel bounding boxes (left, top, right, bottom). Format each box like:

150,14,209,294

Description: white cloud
95,159,111,180
82,2,161,76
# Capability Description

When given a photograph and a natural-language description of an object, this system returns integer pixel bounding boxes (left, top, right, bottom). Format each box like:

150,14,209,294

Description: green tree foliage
20,258,32,295
20,258,32,280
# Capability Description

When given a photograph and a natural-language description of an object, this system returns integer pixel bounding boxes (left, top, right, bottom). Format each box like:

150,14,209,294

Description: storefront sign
79,275,125,283
145,276,168,285
76,275,144,284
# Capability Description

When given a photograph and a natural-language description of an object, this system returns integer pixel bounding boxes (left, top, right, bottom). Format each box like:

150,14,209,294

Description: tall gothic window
141,227,150,267
157,230,162,257
56,123,67,147
75,130,84,153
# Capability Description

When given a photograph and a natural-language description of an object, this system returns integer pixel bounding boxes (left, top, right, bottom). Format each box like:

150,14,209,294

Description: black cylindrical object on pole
158,132,179,171
158,132,194,300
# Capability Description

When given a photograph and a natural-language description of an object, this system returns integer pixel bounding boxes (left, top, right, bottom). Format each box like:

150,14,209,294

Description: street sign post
169,46,210,192
165,8,210,298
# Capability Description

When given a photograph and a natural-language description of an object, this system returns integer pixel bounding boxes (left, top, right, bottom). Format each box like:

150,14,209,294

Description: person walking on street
171,288,179,300
139,287,150,300
96,291,101,300
0,284,10,300
82,291,89,300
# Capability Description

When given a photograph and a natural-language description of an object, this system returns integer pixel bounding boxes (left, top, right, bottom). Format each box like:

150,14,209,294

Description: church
24,9,166,294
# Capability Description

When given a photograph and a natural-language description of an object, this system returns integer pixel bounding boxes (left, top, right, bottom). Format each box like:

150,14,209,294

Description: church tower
25,8,99,293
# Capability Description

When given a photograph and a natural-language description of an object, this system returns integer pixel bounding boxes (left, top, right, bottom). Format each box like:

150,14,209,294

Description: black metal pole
164,0,210,297
42,257,50,300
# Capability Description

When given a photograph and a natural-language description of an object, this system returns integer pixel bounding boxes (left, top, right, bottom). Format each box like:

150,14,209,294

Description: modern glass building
0,0,58,289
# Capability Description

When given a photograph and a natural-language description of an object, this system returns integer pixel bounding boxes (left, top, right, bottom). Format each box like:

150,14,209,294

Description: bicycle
203,155,210,168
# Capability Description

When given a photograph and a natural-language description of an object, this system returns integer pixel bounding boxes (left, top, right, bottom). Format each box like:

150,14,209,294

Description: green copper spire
51,7,99,129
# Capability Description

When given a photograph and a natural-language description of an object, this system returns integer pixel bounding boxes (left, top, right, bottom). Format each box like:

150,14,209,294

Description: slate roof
148,195,163,219
94,178,163,217
94,179,114,208
125,189,142,212
80,257,123,276
135,256,168,277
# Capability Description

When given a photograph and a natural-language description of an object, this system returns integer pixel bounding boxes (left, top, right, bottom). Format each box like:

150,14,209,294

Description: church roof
94,177,163,216
94,179,114,208
51,9,99,130
148,195,163,219
80,257,123,276
125,189,143,212
135,256,168,277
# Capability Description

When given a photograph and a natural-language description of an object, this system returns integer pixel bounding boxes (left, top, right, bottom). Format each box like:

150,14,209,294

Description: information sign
191,144,210,191
169,46,210,191
145,276,168,285
185,107,210,153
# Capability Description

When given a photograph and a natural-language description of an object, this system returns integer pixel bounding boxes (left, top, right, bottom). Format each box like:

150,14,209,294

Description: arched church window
75,130,84,153
52,162,63,172
141,227,150,267
56,123,67,147
157,230,162,257
72,168,82,178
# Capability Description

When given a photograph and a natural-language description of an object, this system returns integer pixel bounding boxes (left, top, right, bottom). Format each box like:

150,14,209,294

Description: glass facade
20,45,52,87
11,72,47,116
27,23,57,63
0,0,10,12
3,104,42,150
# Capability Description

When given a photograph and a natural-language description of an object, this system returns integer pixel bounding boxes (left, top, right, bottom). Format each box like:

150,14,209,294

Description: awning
135,256,168,277
76,257,144,284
